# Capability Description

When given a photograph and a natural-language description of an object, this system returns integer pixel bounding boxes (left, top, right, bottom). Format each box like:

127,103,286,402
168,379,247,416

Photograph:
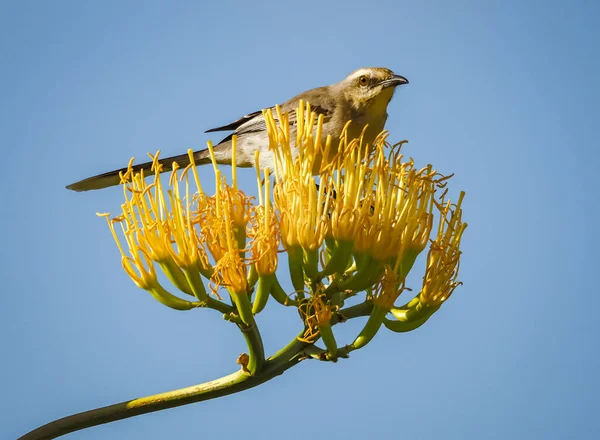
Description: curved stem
206,297,236,315
20,345,306,440
239,321,266,374
20,305,371,439
352,304,387,349
332,300,373,324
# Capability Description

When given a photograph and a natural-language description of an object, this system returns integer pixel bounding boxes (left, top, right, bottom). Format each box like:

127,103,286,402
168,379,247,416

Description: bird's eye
358,75,369,87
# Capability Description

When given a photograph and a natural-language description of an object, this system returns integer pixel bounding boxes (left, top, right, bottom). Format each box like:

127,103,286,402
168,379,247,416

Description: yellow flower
298,294,335,343
373,266,405,310
352,147,435,265
420,192,467,307
211,247,248,296
249,167,279,276
200,176,251,263
328,131,376,242
269,102,333,252
99,154,212,292
201,144,251,296
99,212,159,291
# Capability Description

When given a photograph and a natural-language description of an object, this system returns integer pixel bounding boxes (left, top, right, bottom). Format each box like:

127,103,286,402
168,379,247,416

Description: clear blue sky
2,1,598,438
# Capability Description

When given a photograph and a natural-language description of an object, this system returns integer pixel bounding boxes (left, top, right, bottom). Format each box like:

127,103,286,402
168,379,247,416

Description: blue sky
2,1,598,438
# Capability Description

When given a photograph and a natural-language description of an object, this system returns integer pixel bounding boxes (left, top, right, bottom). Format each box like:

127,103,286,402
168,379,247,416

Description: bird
66,67,408,192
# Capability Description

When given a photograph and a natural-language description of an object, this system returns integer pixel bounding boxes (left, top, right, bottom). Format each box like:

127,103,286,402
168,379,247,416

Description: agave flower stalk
23,101,466,439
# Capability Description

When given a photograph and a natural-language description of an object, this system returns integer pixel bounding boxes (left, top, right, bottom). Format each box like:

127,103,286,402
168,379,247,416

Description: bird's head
336,67,408,113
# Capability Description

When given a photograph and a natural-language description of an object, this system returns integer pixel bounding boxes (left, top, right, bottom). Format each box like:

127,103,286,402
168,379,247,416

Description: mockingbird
66,67,408,192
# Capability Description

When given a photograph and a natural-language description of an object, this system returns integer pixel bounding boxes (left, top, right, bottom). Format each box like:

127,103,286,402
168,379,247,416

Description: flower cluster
100,101,466,353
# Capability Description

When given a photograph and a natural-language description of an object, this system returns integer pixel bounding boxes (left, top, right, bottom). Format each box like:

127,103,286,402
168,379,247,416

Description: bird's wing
209,110,270,145
208,104,333,145
205,110,263,133
286,104,332,125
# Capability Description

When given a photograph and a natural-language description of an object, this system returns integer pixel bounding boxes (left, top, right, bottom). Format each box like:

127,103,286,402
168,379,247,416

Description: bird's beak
380,74,409,88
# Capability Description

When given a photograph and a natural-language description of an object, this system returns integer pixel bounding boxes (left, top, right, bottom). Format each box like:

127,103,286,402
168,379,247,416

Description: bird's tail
66,148,213,192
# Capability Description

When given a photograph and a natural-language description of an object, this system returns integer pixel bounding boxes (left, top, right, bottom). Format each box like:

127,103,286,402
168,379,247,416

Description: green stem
182,267,208,302
323,235,335,266
303,248,319,280
352,304,387,349
247,264,258,288
198,264,214,280
396,249,420,280
231,293,265,374
146,284,204,311
158,259,194,297
239,321,265,375
383,314,432,332
318,322,338,360
268,329,311,363
339,259,384,292
331,300,373,324
318,239,353,278
251,275,271,314
269,275,298,306
231,291,255,327
19,358,303,440
23,296,378,440
385,297,439,332
234,226,246,260
206,297,236,315
287,246,305,298
20,306,375,439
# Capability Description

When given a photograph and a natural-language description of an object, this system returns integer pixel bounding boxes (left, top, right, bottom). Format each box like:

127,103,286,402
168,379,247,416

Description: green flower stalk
23,101,467,439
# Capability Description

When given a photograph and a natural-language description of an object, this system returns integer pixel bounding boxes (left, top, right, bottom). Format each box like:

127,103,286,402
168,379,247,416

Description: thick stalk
19,359,302,440
19,305,372,440
239,320,266,375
